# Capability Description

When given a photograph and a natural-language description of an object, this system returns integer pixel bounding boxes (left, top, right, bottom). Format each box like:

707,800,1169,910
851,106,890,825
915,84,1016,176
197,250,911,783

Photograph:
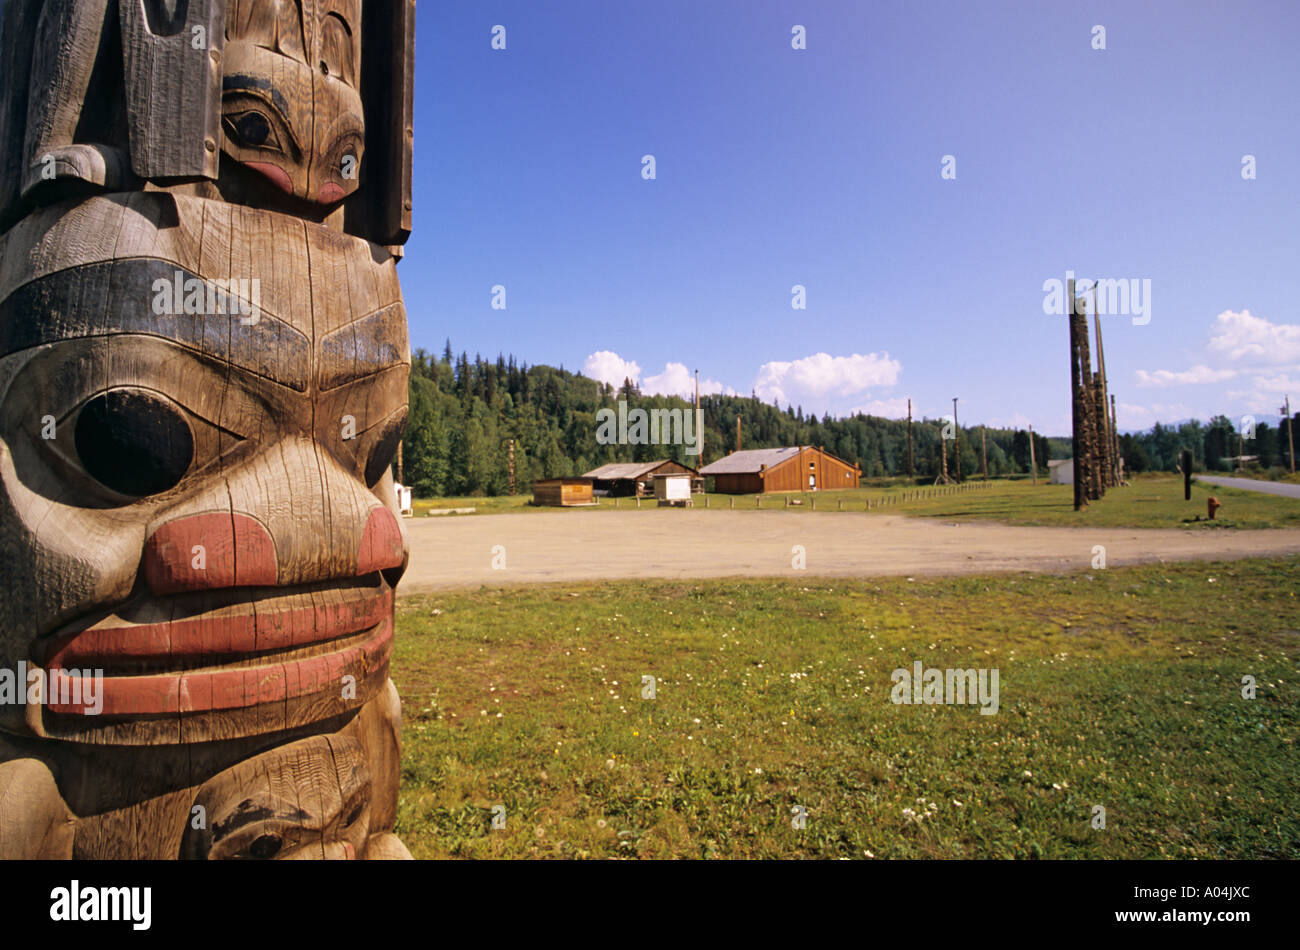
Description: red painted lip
35,578,393,717
246,161,294,195
318,181,346,204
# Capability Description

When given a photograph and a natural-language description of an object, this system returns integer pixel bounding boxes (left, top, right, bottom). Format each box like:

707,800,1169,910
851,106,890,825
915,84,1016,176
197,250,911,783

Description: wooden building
532,477,596,507
700,446,861,494
582,460,702,498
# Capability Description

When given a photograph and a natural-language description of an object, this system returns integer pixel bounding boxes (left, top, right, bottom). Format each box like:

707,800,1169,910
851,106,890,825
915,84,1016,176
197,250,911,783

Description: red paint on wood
44,589,390,668
143,512,278,594
47,619,393,716
356,507,404,575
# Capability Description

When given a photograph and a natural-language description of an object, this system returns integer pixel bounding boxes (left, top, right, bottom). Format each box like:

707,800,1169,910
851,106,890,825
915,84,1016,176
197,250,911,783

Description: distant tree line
399,344,1056,497
1119,415,1299,475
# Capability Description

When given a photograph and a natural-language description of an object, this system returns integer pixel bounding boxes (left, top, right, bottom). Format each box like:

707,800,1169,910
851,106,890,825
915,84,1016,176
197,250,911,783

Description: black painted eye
248,833,283,859
344,802,364,828
364,409,408,488
225,110,277,149
74,389,194,497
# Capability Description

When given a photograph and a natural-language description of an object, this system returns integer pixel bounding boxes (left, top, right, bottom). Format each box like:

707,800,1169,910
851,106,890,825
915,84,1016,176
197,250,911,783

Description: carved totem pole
0,0,416,859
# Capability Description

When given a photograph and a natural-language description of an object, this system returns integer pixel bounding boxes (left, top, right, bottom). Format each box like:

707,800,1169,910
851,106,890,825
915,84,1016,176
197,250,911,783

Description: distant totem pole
0,0,416,859
1067,278,1119,510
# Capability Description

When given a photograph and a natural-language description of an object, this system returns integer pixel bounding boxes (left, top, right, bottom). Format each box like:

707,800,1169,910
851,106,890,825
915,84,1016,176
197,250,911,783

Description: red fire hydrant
1207,497,1221,520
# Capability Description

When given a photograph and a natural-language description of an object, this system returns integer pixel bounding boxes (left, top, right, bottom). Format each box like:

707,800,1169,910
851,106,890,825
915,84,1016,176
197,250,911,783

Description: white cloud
583,350,641,388
642,362,735,399
1123,310,1300,422
1207,310,1300,365
753,352,902,408
1225,374,1300,414
1116,401,1198,430
1135,365,1238,388
582,352,735,399
847,397,913,420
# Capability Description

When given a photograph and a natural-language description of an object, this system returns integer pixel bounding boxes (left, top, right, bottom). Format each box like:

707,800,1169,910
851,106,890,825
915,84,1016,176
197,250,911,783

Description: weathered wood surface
0,0,416,859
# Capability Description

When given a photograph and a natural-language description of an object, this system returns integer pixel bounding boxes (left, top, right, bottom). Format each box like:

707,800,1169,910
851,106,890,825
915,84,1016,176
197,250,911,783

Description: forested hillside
398,344,1297,497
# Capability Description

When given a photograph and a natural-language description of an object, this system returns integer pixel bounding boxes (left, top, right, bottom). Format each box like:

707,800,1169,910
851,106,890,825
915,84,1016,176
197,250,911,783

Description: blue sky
398,0,1300,436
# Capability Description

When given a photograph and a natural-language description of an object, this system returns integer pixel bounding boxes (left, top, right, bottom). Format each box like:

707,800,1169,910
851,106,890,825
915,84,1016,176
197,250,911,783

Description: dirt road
396,509,1300,593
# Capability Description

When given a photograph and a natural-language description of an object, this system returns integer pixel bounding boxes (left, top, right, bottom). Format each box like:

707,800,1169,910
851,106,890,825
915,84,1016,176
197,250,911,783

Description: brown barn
700,446,861,494
532,477,595,507
583,460,702,498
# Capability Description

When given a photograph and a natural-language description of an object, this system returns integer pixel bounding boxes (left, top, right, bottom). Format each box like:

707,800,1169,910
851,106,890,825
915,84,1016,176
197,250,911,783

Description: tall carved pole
0,0,418,860
1075,290,1101,503
1068,278,1086,510
509,438,516,495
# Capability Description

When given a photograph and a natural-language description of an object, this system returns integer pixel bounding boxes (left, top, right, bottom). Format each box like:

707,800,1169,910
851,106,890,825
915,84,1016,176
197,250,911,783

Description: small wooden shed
532,477,596,507
583,459,702,498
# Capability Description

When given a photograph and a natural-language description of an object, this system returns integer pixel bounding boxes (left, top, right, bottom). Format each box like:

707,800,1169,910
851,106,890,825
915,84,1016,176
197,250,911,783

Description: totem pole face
0,192,410,744
221,0,365,207
0,0,416,858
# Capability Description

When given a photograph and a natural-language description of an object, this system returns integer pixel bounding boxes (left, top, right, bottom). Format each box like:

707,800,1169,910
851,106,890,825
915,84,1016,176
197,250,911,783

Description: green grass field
412,474,1300,530
392,557,1300,859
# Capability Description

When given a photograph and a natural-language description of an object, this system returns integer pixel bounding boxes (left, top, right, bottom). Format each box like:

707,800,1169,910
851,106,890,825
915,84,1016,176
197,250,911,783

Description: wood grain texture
0,1,416,858
119,0,226,181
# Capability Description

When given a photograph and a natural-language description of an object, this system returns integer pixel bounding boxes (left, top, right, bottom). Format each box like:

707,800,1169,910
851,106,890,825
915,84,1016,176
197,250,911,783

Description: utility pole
1110,393,1121,483
508,439,515,495
1284,396,1296,473
952,397,961,482
1028,425,1038,486
694,369,704,466
981,425,988,479
907,398,914,477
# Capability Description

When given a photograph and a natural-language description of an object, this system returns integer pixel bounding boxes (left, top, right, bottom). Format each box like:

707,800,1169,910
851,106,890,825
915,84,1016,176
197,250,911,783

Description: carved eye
73,389,195,497
248,833,284,860
224,110,281,151
343,802,364,828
